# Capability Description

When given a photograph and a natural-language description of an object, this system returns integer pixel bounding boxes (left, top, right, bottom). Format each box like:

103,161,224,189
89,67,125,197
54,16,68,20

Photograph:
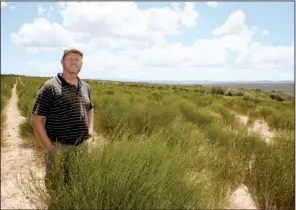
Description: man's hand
87,108,94,140
31,115,54,152
87,109,94,131
47,144,55,153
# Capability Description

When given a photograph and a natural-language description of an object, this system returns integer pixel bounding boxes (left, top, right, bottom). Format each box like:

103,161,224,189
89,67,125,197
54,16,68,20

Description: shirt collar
56,73,82,89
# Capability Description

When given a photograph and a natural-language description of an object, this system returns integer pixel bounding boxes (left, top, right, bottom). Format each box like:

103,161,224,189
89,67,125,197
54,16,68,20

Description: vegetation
16,76,49,148
1,74,294,209
1,75,17,147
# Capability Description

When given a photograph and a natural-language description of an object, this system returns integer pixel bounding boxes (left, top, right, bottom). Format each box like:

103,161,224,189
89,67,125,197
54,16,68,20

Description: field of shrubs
1,74,294,209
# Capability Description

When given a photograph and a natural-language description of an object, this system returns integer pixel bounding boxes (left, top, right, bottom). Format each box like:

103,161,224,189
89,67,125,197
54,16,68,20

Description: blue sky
1,1,294,81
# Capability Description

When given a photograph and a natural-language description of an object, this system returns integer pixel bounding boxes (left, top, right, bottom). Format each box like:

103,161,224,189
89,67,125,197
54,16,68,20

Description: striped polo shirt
32,73,93,145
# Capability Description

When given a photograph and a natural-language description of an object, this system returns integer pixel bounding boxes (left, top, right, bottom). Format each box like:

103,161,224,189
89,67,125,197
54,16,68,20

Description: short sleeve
32,84,54,116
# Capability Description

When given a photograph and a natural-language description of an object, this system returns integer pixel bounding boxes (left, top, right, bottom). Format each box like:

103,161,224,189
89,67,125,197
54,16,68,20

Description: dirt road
1,84,44,209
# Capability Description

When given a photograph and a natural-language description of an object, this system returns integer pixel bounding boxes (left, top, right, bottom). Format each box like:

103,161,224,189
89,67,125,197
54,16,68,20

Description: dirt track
1,84,44,209
227,114,276,209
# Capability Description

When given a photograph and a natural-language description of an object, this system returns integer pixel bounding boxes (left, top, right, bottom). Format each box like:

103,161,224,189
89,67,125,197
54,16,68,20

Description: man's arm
31,115,54,152
87,85,94,134
31,84,54,152
88,108,94,133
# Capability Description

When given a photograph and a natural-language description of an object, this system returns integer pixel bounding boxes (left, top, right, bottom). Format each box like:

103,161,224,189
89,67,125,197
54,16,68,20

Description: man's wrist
46,144,54,152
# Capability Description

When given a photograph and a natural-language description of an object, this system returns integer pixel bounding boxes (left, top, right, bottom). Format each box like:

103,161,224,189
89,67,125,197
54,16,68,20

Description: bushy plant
246,130,294,210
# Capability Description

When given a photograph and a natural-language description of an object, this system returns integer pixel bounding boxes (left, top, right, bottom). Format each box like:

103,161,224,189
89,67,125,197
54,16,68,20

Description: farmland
1,74,295,209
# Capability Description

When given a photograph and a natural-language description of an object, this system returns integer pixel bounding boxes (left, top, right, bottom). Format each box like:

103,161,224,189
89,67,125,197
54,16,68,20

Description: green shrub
209,103,236,127
243,92,258,102
110,104,178,139
269,93,285,102
246,130,294,210
148,91,163,101
172,99,196,121
187,108,222,126
94,96,131,135
104,89,115,95
211,86,225,95
12,75,294,210
27,133,231,209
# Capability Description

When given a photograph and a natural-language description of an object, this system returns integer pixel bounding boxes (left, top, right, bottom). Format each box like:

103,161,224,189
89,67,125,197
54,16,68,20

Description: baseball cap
63,48,83,59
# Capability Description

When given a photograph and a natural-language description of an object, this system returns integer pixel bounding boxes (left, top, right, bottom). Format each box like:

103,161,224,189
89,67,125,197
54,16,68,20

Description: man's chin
68,69,81,74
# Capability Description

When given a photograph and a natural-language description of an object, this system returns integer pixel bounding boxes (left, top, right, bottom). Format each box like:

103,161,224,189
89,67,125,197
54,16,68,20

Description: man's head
61,48,83,75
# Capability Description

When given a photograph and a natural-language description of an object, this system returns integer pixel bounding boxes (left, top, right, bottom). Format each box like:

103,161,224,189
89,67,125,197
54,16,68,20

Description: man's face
62,52,83,74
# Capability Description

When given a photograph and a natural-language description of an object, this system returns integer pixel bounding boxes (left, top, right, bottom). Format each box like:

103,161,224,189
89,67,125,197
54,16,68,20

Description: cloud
10,18,76,48
59,2,198,44
2,2,15,11
12,2,199,52
38,4,55,18
38,5,46,15
1,2,8,8
206,2,218,8
10,4,293,80
57,2,67,9
262,29,270,36
235,42,293,70
212,10,248,36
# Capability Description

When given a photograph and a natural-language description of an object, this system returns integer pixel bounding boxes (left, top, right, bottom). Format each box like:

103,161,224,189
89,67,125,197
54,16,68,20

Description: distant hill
1,74,294,94
101,79,294,94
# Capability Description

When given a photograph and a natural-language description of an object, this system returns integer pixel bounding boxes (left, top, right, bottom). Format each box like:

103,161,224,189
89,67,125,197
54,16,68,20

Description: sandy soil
227,114,276,209
237,115,275,145
227,184,257,209
1,84,44,209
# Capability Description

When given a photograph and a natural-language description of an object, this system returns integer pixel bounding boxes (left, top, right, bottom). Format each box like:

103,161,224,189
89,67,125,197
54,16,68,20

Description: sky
1,1,294,81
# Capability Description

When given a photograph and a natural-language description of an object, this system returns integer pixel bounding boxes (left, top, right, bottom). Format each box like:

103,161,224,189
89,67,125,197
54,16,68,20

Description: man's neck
61,72,78,85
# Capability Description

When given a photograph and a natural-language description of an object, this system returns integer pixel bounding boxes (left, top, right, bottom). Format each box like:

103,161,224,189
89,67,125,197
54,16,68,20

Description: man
31,48,94,188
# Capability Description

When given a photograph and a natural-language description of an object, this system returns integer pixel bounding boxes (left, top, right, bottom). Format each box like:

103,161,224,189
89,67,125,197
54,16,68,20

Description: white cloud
10,18,76,48
59,2,198,44
2,2,15,10
38,5,46,15
57,2,67,9
235,42,293,70
1,2,8,8
262,29,270,36
12,2,199,52
38,5,54,18
212,10,248,36
206,2,218,8
10,3,294,81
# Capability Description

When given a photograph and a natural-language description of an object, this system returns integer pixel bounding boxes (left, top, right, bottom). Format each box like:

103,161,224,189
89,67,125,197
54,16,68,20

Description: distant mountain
113,80,294,85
